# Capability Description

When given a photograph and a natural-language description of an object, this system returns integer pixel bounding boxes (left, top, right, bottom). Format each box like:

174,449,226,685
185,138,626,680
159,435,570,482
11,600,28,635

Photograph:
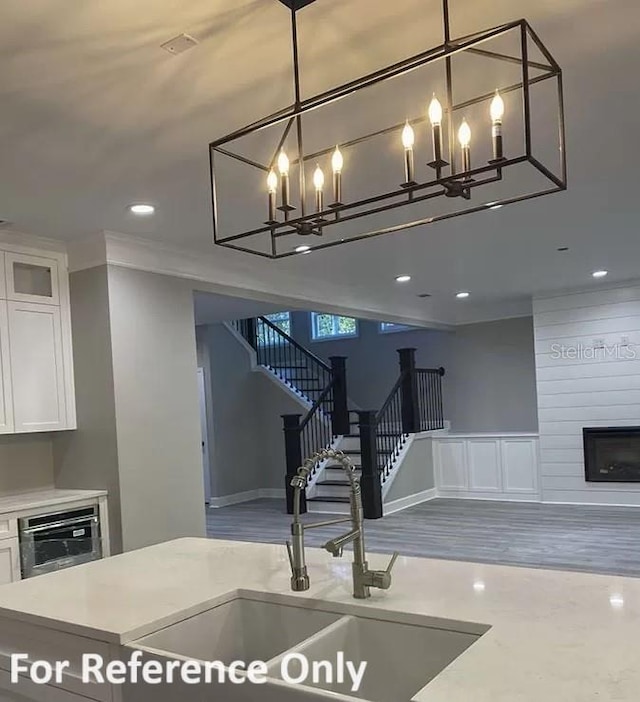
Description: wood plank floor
206,498,640,577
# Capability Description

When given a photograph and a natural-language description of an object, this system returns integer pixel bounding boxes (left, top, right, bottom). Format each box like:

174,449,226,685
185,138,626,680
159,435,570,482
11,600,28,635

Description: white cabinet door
467,439,502,492
0,303,13,433
8,301,67,432
5,252,60,306
501,439,539,494
0,538,20,585
0,252,6,299
435,440,468,490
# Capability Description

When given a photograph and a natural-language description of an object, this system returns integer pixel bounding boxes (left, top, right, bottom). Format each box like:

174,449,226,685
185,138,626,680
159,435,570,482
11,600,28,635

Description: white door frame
197,367,212,505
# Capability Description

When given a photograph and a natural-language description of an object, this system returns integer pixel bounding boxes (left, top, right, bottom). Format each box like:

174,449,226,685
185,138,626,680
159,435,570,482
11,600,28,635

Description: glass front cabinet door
5,253,60,305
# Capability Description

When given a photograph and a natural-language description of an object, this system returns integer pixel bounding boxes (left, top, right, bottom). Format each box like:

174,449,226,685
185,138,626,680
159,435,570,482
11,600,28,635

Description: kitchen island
0,537,636,701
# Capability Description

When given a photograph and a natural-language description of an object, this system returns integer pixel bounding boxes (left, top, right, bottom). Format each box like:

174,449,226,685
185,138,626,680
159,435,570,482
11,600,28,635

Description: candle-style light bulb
331,146,343,174
313,165,325,191
490,91,505,124
277,150,290,176
458,119,471,148
458,118,471,173
490,90,505,161
267,169,278,194
331,146,343,205
266,169,278,223
313,164,325,213
402,121,415,149
428,96,443,126
402,121,416,185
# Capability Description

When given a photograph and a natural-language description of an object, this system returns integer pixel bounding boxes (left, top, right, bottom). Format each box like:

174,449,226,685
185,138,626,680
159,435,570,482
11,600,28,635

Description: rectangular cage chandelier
209,0,566,259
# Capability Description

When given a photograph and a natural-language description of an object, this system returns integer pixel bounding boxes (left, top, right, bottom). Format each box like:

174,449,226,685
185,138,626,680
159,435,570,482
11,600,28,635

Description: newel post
358,410,384,519
245,317,258,350
329,356,350,436
398,347,419,434
282,414,306,515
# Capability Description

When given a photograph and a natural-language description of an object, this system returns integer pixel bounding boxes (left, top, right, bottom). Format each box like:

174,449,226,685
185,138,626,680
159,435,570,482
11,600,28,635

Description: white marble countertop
0,538,636,700
0,488,107,516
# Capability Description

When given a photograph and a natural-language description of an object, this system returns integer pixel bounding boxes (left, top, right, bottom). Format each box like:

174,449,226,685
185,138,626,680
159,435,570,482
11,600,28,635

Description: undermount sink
130,595,341,665
126,590,489,702
268,613,481,702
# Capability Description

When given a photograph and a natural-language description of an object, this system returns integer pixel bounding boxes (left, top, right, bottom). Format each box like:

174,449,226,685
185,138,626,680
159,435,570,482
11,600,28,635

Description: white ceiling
193,290,288,325
1,0,639,325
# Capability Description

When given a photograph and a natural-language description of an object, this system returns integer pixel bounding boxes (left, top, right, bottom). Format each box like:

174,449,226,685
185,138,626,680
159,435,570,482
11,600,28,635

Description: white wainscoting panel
435,439,468,490
434,434,540,501
502,439,538,493
467,439,502,492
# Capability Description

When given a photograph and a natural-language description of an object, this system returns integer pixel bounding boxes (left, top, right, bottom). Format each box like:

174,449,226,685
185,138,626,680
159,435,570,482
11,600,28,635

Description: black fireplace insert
584,426,640,482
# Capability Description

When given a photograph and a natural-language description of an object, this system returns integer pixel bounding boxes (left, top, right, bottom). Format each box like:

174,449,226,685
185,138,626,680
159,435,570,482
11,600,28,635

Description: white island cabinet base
0,538,637,701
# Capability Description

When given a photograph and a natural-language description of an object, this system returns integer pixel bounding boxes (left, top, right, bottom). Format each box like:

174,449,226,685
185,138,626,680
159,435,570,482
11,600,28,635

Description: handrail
256,316,331,372
299,377,336,430
375,371,406,426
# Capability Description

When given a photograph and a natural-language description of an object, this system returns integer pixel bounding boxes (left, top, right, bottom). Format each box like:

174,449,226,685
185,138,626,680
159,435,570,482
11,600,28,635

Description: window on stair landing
311,313,358,341
379,322,412,334
257,312,291,345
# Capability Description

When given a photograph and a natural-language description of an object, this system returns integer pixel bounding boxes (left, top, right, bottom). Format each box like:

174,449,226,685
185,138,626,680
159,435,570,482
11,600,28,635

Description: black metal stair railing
358,348,445,520
231,316,334,408
230,316,350,514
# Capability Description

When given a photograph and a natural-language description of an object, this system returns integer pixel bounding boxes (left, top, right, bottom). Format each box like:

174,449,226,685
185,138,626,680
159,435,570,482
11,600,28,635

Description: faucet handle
385,551,399,575
286,541,294,571
364,552,400,591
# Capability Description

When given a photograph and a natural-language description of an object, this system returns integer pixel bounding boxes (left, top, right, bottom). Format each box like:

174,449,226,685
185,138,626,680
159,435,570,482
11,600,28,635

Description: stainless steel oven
18,505,102,579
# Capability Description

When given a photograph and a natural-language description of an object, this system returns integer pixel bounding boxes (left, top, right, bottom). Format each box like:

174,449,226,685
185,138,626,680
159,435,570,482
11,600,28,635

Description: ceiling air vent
160,34,198,55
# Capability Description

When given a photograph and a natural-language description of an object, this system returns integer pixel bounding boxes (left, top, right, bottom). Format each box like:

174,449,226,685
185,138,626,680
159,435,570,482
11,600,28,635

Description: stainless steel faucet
286,449,398,599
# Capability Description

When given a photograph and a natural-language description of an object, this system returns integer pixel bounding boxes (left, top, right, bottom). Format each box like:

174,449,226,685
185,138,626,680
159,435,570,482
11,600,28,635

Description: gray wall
384,436,435,504
54,265,206,553
445,317,539,433
290,312,539,433
197,323,308,498
52,266,123,551
0,435,55,495
108,266,206,551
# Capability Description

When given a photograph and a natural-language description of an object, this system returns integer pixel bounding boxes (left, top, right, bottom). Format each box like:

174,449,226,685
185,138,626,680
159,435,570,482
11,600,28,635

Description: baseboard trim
437,491,541,503
384,488,437,515
208,488,285,509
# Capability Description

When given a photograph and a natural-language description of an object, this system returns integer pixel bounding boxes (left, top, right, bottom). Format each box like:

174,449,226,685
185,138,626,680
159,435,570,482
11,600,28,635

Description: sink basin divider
264,615,356,674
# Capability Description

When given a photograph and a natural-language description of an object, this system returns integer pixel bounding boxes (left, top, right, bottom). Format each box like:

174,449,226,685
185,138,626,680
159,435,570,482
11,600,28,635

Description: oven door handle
21,516,99,534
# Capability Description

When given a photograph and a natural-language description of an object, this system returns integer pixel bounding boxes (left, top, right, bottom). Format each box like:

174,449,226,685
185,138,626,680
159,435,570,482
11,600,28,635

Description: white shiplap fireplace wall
534,283,640,505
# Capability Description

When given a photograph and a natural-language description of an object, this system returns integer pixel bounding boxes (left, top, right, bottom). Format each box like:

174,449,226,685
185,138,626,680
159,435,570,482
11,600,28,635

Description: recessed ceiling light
128,204,155,215
295,245,311,253
456,291,470,299
473,580,486,592
417,293,432,298
592,270,608,278
395,275,411,283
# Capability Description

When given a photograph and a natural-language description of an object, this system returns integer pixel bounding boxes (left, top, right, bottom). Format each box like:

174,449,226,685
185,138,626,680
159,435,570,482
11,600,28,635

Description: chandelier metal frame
209,0,566,259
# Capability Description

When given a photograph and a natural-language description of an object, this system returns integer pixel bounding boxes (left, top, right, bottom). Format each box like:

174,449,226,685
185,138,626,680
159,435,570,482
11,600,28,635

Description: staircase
230,317,445,518
307,413,362,511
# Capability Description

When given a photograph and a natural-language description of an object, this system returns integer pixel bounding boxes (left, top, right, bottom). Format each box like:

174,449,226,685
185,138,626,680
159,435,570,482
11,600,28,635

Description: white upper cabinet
5,252,60,305
0,242,75,433
8,302,66,432
0,303,14,434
